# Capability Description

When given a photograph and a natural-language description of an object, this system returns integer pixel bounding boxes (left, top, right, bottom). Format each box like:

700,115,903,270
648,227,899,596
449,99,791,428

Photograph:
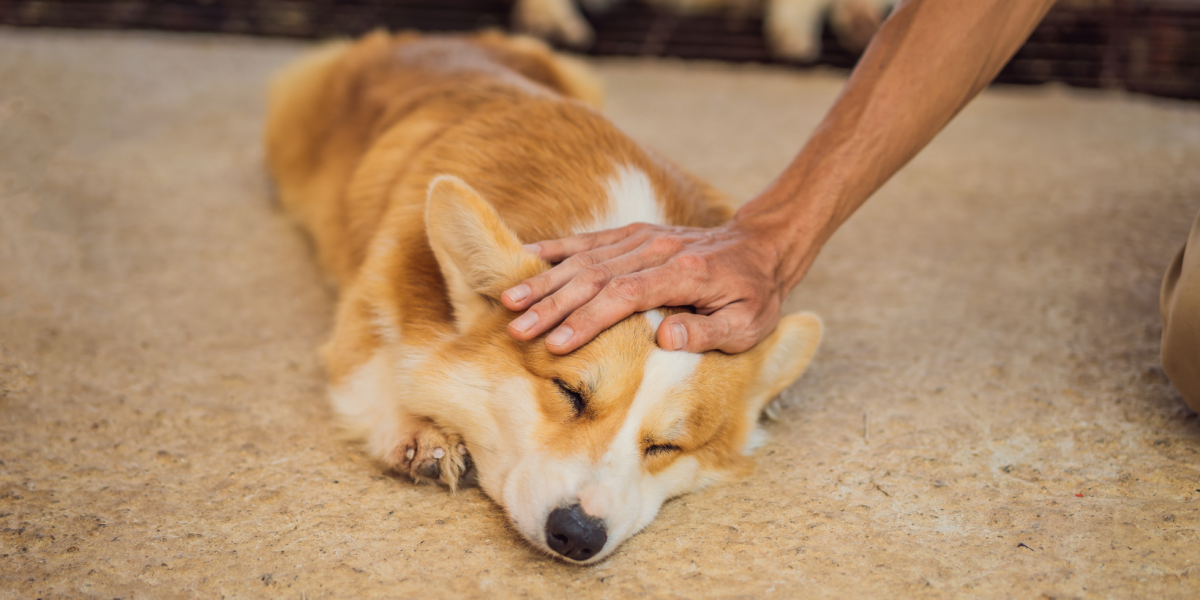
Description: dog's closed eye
644,444,681,458
553,379,587,416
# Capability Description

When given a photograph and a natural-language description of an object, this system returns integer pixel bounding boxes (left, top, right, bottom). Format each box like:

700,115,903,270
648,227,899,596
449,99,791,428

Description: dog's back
267,31,631,285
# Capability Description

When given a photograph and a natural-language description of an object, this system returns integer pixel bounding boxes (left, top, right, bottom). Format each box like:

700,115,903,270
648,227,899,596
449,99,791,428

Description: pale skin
504,0,1059,354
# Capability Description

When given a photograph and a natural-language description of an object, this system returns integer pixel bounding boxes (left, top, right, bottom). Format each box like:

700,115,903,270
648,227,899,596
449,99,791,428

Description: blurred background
1,0,1198,101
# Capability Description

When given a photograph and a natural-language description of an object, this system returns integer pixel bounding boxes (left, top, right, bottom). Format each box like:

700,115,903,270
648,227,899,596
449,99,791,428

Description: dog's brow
658,418,687,441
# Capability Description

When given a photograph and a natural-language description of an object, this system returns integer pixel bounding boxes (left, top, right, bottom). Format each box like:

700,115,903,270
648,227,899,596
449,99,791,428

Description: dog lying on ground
265,30,821,563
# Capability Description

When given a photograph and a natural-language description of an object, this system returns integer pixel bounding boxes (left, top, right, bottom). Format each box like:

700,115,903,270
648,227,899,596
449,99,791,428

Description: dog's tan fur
266,31,821,562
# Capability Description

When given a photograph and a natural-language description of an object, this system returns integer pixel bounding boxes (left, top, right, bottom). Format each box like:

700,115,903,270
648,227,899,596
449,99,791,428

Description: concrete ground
1,28,1198,599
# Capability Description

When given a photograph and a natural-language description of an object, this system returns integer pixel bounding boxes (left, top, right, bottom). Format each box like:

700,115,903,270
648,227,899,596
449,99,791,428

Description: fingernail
510,311,538,333
505,283,531,303
547,326,573,347
670,323,687,351
521,243,541,255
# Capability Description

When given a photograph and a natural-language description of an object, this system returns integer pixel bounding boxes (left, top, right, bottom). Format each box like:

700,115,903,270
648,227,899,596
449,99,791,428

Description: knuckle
672,253,708,273
526,272,552,294
715,320,748,353
648,235,684,255
718,314,738,338
539,292,565,314
606,275,646,303
565,250,599,270
561,306,602,337
737,311,762,333
563,303,596,327
578,231,602,247
685,320,712,348
580,264,613,291
709,318,748,353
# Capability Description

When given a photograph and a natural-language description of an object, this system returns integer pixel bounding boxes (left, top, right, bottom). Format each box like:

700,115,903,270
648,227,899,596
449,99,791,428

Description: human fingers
526,223,651,263
502,235,644,311
657,306,774,354
543,265,685,353
507,237,685,340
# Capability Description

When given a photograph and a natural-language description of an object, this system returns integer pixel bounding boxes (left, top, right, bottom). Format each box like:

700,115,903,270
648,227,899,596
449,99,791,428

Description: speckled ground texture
1,27,1199,599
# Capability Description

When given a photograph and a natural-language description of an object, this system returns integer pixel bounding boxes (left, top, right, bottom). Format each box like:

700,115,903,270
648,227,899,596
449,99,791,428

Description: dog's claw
457,443,468,455
405,447,416,460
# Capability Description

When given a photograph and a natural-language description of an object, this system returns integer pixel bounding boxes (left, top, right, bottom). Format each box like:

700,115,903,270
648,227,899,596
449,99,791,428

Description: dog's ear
743,312,823,414
426,175,547,329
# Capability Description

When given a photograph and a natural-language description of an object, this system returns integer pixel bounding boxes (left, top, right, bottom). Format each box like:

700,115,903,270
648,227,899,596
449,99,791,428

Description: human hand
501,220,802,354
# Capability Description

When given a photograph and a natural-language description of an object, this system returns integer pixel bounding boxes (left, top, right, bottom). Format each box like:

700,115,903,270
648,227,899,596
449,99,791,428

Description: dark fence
1,0,1198,100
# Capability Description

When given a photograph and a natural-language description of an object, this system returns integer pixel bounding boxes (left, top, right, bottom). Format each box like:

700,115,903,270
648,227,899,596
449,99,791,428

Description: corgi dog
265,30,821,563
512,0,892,62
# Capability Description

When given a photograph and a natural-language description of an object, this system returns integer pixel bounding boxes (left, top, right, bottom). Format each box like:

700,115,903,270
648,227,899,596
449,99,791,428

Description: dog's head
422,176,821,563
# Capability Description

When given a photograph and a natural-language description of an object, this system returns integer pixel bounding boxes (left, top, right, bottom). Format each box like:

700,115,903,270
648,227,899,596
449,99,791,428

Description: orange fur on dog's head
416,176,821,562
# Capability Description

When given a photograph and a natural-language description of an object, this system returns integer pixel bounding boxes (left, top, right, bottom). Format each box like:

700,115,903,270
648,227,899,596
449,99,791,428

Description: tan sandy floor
1,28,1199,599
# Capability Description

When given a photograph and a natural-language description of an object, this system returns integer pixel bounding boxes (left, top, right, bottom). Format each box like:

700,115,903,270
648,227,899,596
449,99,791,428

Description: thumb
657,311,743,354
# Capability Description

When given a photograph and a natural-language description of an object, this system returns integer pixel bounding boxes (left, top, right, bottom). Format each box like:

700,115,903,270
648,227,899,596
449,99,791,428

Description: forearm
504,0,1057,353
735,0,1056,291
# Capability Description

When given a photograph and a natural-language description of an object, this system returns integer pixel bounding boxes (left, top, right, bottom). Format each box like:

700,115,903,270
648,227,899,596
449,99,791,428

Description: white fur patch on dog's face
492,312,707,563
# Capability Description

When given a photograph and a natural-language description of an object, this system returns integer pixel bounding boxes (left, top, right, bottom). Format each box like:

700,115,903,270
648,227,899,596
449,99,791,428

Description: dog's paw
390,420,474,490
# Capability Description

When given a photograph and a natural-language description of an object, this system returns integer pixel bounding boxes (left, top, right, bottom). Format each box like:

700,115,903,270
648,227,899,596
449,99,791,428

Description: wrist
730,185,838,294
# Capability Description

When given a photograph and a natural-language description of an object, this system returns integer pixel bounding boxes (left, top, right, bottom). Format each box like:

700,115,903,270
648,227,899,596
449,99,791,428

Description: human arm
503,0,1058,354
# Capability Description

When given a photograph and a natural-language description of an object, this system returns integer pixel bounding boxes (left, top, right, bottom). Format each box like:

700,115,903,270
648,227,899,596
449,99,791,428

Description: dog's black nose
545,504,607,561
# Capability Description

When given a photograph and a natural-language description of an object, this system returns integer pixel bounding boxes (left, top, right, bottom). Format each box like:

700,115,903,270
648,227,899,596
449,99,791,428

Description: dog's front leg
328,351,473,490
383,413,472,489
